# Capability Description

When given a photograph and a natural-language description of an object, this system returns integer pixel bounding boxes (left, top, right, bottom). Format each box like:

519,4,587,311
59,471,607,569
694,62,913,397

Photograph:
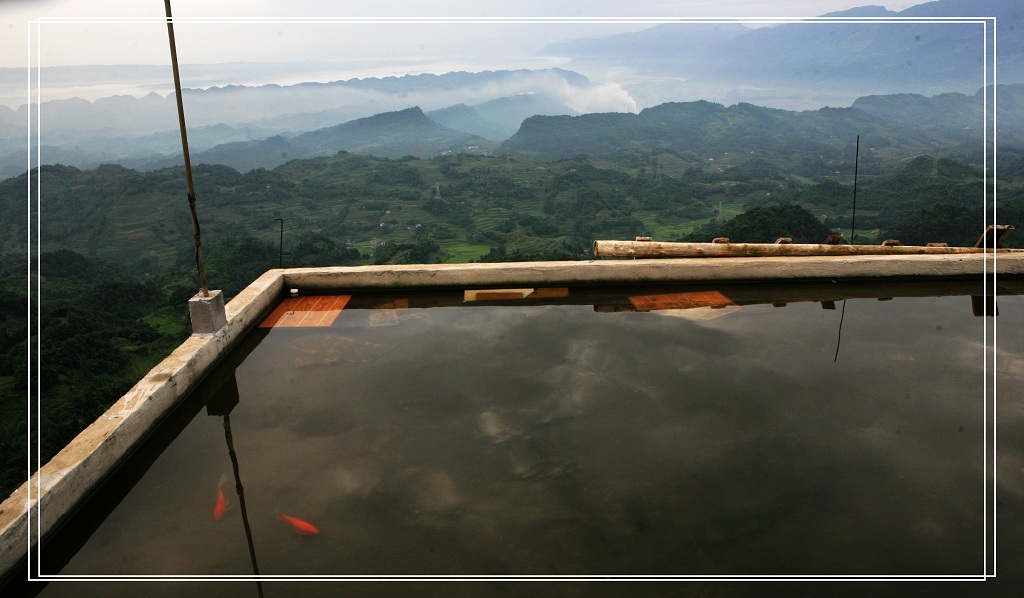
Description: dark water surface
32,284,1024,596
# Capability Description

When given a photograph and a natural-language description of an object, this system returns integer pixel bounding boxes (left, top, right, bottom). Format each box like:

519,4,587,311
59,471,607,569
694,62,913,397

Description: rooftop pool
23,279,1024,595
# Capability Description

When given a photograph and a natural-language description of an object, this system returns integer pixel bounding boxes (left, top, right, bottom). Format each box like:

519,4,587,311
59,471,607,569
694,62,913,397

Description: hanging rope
164,0,209,297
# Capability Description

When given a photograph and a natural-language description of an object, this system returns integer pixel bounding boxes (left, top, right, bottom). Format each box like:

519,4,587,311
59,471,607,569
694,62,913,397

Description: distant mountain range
110,80,1024,169
132,93,580,172
545,0,1022,108
428,93,580,142
0,0,1021,180
0,68,588,142
2,83,1021,178
121,107,498,173
0,68,589,178
503,84,1024,167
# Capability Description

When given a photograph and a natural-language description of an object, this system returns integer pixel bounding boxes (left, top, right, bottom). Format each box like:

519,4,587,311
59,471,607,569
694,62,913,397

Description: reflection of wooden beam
464,288,535,301
594,239,1024,259
330,278,1023,313
971,295,999,317
259,295,351,328
628,290,734,311
463,287,570,302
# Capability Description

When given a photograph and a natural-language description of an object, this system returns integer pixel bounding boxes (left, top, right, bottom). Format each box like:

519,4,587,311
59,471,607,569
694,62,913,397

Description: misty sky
0,1,921,69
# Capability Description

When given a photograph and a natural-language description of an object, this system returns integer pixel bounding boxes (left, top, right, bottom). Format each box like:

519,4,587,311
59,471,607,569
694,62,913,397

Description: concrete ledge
281,253,1024,291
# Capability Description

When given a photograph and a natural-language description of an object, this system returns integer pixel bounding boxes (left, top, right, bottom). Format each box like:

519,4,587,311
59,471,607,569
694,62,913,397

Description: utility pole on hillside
275,218,284,269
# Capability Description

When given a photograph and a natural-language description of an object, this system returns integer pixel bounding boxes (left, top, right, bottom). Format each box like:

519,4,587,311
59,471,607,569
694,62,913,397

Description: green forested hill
520,99,868,170
683,203,832,244
504,85,1024,175
4,90,1021,277
2,142,1021,286
162,107,497,173
0,250,189,498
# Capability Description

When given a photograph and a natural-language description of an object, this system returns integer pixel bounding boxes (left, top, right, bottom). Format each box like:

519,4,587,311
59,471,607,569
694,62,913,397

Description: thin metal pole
849,135,860,245
164,0,209,297
275,218,284,268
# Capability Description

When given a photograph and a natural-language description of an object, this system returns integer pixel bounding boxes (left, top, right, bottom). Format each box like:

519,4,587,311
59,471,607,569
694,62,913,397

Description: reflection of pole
835,135,860,364
223,414,263,598
164,0,209,297
275,218,284,269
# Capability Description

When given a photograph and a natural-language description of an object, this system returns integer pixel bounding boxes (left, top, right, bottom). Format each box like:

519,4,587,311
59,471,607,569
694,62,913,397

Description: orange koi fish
276,510,320,535
214,473,229,521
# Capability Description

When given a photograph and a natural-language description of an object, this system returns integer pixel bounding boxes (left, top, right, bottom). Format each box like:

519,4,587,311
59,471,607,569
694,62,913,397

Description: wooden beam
593,240,1024,259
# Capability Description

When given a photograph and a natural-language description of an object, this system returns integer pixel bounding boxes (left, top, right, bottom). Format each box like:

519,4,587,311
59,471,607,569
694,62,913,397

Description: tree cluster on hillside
0,250,190,498
682,203,832,243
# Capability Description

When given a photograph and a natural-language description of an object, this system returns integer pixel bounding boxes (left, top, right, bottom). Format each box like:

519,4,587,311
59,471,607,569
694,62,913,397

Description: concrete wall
2,253,1022,580
280,253,1024,290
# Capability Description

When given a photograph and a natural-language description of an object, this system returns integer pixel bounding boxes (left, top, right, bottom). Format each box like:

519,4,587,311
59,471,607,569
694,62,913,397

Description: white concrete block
188,289,227,334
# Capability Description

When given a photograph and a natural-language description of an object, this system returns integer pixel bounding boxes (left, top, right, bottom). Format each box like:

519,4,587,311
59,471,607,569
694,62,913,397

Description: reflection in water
834,298,848,363
32,283,1023,596
204,350,264,596
221,414,263,598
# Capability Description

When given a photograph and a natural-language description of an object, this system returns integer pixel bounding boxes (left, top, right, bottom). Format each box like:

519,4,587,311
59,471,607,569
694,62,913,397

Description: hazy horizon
0,1,900,110
2,1,881,68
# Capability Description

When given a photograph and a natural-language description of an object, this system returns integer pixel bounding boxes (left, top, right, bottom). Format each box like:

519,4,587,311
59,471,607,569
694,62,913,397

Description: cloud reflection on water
43,292,1014,587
